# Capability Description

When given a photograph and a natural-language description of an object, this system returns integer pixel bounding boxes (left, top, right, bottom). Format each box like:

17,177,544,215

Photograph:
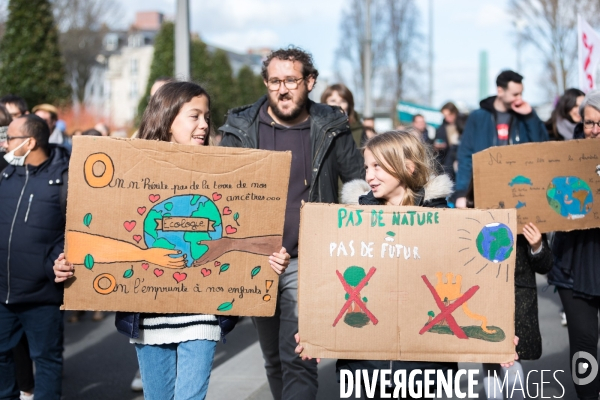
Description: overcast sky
121,0,549,109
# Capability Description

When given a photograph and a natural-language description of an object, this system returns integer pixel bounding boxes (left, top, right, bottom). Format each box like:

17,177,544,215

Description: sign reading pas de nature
63,136,291,316
298,203,516,364
473,139,600,233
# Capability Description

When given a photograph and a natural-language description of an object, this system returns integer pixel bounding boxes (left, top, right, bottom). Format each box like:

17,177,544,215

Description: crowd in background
1,44,600,400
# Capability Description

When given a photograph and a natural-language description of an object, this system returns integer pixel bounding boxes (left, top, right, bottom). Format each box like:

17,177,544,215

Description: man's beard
268,92,308,123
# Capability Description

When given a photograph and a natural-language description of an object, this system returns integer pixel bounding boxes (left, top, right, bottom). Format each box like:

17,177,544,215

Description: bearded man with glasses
219,46,363,400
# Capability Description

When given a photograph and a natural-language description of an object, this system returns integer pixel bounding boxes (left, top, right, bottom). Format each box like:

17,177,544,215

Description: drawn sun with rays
457,211,515,282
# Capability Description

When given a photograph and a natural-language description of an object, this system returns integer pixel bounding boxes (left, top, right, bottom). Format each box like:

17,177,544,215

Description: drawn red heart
133,235,142,243
214,261,221,267
173,272,187,283
154,268,164,277
212,192,222,201
123,221,136,232
149,194,160,203
141,263,149,270
137,206,147,215
225,225,237,235
201,268,211,277
223,206,232,215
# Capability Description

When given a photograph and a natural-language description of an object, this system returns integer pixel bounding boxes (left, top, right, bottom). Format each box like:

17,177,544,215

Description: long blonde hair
364,130,436,205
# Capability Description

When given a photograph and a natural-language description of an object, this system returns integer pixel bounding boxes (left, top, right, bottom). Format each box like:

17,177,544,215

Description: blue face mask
3,138,31,166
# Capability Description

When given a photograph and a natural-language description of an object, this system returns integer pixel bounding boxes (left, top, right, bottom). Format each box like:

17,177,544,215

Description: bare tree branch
51,0,122,103
508,0,600,96
335,0,421,112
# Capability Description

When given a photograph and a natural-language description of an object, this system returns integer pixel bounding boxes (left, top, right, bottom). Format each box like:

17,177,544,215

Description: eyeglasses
583,120,600,129
267,77,304,91
5,135,31,142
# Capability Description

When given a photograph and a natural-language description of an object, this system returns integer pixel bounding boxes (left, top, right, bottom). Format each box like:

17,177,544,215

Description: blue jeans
135,339,217,400
0,303,63,400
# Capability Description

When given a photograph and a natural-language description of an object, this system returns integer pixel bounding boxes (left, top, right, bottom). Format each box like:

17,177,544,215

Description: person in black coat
547,90,600,400
465,179,552,399
433,102,467,180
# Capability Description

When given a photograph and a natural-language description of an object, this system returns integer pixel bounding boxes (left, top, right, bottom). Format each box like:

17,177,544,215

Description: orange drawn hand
144,248,186,269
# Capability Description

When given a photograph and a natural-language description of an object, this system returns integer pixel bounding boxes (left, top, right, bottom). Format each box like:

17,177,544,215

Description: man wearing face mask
0,114,70,400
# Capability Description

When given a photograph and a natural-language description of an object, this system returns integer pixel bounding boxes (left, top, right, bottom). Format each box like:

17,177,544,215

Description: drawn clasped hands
53,237,291,284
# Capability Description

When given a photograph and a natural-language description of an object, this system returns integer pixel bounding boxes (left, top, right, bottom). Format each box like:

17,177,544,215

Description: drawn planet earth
476,223,514,263
143,195,222,267
546,176,593,219
343,266,370,328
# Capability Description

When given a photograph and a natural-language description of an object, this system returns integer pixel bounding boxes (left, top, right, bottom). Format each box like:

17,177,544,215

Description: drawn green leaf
219,263,230,274
251,266,261,279
217,299,235,312
123,268,134,279
83,213,92,227
386,231,395,237
84,254,94,270
233,212,239,221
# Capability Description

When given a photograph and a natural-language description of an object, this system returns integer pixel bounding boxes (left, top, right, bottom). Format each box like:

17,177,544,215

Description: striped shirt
131,313,221,345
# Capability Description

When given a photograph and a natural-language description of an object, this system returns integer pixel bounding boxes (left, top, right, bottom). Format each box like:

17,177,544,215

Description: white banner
578,15,600,93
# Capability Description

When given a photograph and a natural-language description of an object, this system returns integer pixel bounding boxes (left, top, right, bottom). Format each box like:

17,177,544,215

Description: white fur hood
340,174,454,205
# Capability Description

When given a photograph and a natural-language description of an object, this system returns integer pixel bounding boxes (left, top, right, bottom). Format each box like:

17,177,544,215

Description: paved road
60,276,591,399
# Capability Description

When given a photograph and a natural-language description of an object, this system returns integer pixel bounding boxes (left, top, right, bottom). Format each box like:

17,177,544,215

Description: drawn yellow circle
84,153,114,188
93,273,116,295
263,294,272,302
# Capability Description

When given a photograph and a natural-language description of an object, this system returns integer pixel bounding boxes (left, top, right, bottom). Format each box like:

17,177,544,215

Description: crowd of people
0,45,599,400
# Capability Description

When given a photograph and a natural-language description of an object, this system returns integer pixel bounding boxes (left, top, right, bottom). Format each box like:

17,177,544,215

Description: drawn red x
419,275,479,339
333,267,378,327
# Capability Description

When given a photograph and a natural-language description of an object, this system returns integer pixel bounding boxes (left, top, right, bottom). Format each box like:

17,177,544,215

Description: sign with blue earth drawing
63,136,291,316
473,139,600,233
298,203,516,363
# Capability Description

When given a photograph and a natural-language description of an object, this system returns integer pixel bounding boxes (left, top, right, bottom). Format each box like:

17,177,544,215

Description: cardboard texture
298,203,516,363
473,139,600,233
63,136,291,316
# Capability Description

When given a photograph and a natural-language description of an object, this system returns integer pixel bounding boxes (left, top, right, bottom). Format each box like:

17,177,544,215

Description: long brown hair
321,83,357,123
138,81,211,144
364,130,436,205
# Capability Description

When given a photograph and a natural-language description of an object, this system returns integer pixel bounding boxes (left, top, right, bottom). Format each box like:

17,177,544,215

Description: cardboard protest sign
63,136,291,316
298,203,516,363
473,139,600,233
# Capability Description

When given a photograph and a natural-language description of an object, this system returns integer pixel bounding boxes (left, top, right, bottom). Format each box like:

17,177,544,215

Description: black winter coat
513,235,553,360
0,145,69,305
218,96,364,204
547,123,600,298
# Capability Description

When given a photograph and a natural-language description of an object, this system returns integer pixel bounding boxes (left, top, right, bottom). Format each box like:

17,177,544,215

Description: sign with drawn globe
473,139,600,233
298,204,517,363
63,136,291,316
144,195,223,267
